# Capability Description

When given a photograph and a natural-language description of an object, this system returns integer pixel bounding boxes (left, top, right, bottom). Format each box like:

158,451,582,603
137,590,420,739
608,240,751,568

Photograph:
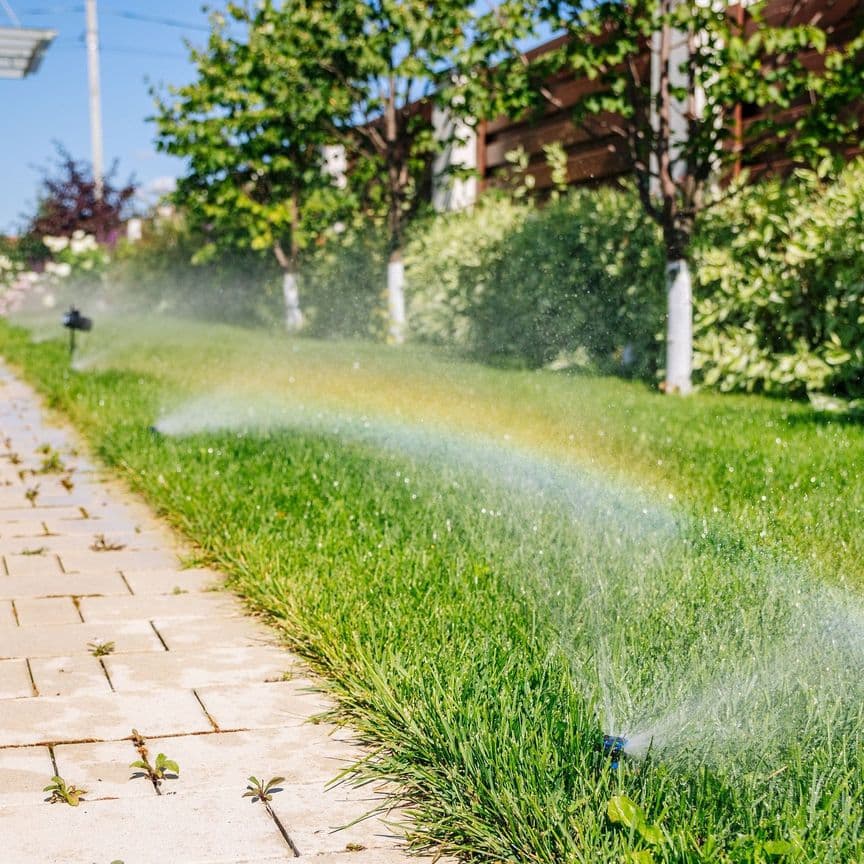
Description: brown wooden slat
485,112,625,167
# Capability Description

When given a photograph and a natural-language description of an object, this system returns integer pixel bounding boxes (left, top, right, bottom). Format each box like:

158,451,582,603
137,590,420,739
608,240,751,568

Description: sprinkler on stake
602,735,627,769
62,306,93,359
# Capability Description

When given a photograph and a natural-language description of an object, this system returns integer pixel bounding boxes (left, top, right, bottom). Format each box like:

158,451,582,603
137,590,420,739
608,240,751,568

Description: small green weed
87,639,115,657
90,534,126,552
243,776,284,803
130,729,179,786
38,448,66,474
44,775,87,806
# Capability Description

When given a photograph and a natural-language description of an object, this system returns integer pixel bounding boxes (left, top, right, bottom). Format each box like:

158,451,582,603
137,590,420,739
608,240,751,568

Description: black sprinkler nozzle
62,306,93,333
62,306,93,358
603,735,627,769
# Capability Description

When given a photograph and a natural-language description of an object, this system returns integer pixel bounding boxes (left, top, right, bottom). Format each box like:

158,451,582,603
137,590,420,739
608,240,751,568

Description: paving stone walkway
0,363,426,864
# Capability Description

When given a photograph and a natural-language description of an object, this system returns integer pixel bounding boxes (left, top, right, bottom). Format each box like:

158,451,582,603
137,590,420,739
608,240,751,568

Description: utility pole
84,0,104,199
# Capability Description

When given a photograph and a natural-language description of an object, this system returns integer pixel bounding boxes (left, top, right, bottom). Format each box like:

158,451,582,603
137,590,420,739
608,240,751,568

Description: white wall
431,106,478,212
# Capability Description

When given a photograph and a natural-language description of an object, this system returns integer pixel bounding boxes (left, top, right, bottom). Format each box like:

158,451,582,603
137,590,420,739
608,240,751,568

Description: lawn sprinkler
62,306,92,358
602,735,628,769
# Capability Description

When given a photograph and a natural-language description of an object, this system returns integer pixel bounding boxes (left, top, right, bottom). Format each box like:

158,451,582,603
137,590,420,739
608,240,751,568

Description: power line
1,0,22,26
108,9,210,32
22,5,210,31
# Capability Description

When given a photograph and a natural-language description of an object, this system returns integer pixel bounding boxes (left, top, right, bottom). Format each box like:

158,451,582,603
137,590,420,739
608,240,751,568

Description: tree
26,144,136,248
152,1,354,331
471,0,864,392
313,0,481,344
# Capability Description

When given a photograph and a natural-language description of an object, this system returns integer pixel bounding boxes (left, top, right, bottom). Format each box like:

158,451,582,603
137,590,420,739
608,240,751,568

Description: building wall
470,0,862,199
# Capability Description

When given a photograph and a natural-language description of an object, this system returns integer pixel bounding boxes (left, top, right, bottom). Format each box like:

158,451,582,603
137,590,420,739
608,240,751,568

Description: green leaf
607,795,664,846
762,839,796,858
607,795,641,829
636,821,665,846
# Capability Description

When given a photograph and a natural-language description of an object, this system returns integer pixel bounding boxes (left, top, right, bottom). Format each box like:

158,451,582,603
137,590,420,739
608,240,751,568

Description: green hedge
105,159,864,398
692,159,864,398
405,195,527,349
299,225,387,340
407,187,666,377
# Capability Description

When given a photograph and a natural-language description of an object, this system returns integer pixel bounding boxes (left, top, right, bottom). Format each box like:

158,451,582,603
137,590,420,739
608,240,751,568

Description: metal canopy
0,26,56,79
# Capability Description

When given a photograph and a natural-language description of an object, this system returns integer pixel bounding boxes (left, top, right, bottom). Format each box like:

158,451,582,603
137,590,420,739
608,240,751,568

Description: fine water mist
10,292,864,779
152,390,864,775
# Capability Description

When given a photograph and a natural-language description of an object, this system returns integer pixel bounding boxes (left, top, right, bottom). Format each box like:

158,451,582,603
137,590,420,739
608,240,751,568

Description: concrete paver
142,726,357,788
121,567,222,595
269,782,405,855
3,552,63,577
196,681,333,730
0,745,55,807
104,646,291,692
0,362,430,863
0,790,292,864
12,596,81,626
0,657,34,698
79,591,243,623
29,654,115,697
0,618,164,658
60,548,180,574
0,599,15,626
0,689,214,745
151,615,276,651
53,740,156,800
0,570,131,600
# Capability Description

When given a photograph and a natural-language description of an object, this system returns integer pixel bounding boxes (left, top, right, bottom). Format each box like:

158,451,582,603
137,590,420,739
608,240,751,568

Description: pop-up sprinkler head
602,735,627,769
62,306,93,358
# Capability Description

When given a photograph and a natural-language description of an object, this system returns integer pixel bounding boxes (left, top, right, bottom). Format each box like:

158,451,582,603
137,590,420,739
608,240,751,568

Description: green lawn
2,316,864,863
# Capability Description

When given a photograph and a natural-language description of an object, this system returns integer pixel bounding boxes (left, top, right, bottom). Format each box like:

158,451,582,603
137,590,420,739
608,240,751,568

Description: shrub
693,159,864,398
405,195,527,349
466,186,665,375
299,225,387,340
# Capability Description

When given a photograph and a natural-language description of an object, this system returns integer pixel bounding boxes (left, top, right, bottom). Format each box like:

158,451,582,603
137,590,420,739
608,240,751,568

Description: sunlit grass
3,316,864,862
57,314,864,586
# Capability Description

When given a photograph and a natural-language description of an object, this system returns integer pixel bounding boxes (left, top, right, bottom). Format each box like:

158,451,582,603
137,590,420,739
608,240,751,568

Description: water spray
62,306,93,359
602,735,628,769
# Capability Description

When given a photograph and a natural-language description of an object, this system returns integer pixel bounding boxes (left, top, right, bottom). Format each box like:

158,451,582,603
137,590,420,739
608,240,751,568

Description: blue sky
0,1,214,232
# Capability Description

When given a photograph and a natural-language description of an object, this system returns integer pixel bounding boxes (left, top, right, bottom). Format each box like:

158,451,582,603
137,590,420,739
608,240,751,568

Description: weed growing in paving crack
20,546,47,556
87,639,115,657
37,448,66,474
243,776,284,803
130,729,179,788
90,533,126,552
44,775,87,806
60,475,75,492
24,485,39,506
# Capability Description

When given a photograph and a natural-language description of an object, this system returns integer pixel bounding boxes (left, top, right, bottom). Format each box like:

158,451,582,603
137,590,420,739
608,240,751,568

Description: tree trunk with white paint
282,270,303,333
387,252,406,345
664,258,692,395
